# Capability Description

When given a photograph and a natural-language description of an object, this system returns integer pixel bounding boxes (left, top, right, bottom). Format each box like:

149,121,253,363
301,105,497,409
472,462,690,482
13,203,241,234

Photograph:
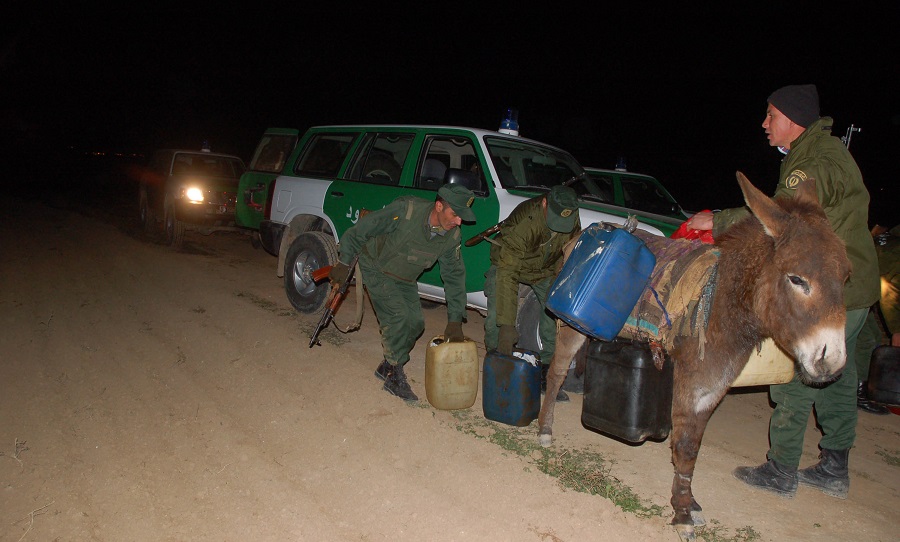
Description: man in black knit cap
688,84,879,500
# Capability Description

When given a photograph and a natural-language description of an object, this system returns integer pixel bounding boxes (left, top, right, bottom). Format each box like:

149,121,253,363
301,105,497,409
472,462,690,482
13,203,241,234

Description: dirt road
1,177,897,542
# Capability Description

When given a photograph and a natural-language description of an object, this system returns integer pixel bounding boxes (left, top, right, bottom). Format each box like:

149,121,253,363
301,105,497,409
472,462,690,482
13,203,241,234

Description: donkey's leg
538,326,586,447
669,382,726,538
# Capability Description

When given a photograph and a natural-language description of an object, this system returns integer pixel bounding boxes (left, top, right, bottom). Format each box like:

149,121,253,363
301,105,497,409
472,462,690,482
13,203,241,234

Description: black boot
798,448,850,499
857,381,889,415
732,459,797,498
540,364,569,402
382,362,419,402
374,359,391,381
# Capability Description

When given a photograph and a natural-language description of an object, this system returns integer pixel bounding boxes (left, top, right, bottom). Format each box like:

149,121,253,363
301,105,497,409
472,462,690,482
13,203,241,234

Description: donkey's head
736,172,851,384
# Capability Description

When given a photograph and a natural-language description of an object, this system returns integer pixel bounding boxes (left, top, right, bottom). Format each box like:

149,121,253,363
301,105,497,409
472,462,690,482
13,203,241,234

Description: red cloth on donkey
671,211,715,244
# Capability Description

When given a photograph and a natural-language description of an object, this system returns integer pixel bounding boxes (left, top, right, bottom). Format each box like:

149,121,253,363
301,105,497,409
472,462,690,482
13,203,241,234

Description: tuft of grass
448,410,764,541
695,520,761,542
875,446,900,467
449,410,664,518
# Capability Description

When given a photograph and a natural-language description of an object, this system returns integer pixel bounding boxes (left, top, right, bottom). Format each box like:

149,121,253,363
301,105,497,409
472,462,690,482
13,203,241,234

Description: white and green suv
247,125,665,350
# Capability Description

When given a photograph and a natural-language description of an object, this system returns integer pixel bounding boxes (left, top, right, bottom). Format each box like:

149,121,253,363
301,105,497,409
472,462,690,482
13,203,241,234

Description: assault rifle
465,173,586,247
464,222,503,247
308,253,359,348
841,124,861,149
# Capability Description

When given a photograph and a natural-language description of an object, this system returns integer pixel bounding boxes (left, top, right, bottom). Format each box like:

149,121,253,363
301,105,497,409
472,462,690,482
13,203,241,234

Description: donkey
538,172,850,539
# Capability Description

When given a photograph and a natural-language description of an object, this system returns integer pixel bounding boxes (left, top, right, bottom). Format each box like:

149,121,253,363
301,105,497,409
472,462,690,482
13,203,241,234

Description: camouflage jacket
490,195,581,326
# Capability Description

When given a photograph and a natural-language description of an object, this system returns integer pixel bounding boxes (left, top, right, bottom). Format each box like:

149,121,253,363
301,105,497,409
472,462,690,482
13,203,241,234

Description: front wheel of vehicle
283,231,338,314
250,231,262,249
164,199,185,248
139,188,155,233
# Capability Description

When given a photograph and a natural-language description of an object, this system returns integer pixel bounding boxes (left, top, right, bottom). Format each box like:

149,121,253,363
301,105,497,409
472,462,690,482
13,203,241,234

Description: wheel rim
290,250,320,297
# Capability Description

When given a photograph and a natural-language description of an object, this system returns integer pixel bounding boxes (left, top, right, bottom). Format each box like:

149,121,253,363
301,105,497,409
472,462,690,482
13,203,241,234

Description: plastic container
731,338,796,387
581,339,673,443
425,335,479,410
547,224,656,340
867,345,900,406
482,350,541,427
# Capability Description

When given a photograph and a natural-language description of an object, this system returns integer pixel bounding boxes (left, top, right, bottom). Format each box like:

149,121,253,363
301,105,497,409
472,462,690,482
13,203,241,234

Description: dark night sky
3,6,898,223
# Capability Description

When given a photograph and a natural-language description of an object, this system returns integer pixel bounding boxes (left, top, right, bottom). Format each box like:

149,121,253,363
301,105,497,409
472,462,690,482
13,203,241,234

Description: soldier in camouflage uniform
874,224,900,346
483,185,581,402
856,224,900,415
854,224,900,414
692,84,880,500
329,184,476,402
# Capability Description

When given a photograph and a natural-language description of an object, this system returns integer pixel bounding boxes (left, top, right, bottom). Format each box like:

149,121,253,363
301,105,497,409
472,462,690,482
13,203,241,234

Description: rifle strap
331,260,364,333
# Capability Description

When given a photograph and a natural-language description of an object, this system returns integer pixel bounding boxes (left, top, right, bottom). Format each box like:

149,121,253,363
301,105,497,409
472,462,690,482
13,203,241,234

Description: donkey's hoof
673,523,695,540
539,433,552,448
690,509,706,526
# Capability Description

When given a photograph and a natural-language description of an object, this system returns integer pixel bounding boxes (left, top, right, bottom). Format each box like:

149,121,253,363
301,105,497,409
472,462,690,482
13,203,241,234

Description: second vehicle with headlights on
138,148,247,247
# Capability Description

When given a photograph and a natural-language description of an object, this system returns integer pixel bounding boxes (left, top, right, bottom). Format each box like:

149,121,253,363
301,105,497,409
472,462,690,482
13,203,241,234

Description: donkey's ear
737,171,790,239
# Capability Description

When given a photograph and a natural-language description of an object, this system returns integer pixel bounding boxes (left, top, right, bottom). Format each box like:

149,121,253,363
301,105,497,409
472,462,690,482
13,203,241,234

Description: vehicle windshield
620,175,679,215
173,153,245,178
579,170,682,217
249,134,297,173
484,137,583,190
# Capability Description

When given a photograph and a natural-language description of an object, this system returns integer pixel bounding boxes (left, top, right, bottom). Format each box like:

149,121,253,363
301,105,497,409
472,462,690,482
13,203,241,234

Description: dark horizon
3,7,898,224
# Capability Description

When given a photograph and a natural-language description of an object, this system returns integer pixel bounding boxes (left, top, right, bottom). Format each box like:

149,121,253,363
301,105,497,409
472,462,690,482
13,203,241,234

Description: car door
321,130,416,238
235,128,299,230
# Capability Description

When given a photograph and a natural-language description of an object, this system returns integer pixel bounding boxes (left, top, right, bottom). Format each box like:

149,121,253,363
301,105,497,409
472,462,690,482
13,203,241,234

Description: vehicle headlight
185,187,205,202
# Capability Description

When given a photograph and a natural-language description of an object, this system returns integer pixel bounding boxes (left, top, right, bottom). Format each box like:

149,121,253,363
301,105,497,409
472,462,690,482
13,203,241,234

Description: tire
516,289,543,353
164,198,185,248
250,231,262,249
283,231,338,314
139,188,155,233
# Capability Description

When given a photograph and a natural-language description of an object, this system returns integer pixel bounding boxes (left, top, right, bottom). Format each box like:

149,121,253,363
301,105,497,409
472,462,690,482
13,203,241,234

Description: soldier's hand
498,324,518,356
328,262,350,286
686,211,714,231
445,321,464,341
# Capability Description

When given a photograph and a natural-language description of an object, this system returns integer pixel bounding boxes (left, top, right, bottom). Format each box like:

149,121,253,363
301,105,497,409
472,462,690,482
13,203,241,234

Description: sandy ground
1,174,898,542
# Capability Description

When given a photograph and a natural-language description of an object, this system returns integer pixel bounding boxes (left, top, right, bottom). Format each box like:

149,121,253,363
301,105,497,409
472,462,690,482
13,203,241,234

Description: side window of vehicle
250,135,297,173
590,174,615,203
295,133,357,177
417,136,483,193
622,177,674,215
347,132,413,186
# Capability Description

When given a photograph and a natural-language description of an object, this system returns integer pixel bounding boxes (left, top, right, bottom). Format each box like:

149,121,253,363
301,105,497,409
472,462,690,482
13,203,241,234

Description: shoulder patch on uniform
784,169,808,190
